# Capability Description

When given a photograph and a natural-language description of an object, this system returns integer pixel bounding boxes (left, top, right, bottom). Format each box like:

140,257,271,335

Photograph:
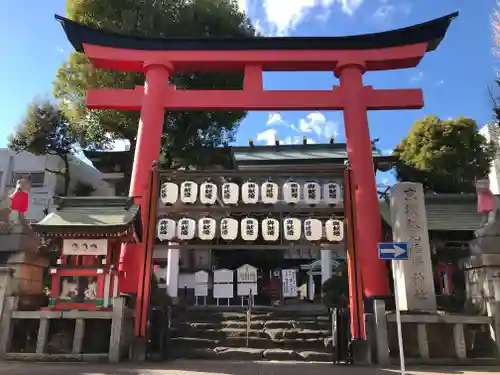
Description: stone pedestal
6,250,48,296
389,183,437,311
462,254,500,306
0,231,47,309
0,267,14,319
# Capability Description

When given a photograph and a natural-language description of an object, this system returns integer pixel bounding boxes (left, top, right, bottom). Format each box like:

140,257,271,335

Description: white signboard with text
282,269,297,298
237,264,257,283
213,269,234,299
236,264,258,296
194,270,209,297
62,239,108,256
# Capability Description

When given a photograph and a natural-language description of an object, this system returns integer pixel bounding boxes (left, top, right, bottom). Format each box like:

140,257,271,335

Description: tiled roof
31,197,142,239
379,194,481,231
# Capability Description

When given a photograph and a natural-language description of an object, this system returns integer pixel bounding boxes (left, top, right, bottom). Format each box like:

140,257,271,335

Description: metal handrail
245,290,254,347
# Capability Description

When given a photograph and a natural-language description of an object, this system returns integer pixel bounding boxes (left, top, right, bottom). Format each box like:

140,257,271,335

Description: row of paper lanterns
160,181,342,206
157,217,344,242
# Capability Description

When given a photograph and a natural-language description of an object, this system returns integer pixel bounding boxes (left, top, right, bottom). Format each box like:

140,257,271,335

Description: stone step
172,319,331,330
178,305,328,313
172,313,331,323
168,346,333,362
170,336,332,350
171,327,332,341
172,309,331,321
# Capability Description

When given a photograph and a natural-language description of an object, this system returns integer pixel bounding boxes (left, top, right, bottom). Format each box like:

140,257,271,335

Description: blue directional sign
377,242,409,260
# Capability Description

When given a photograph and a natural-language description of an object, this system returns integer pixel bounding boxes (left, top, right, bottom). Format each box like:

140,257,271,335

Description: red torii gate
56,12,457,339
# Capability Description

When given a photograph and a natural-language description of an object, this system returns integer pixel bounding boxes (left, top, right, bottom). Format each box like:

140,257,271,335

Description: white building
479,125,500,194
0,149,115,222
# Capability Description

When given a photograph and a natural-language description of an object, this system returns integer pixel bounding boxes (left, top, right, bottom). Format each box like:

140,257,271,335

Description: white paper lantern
198,217,216,240
160,182,179,205
177,217,196,240
325,218,344,242
222,182,239,205
260,181,279,204
199,182,218,205
220,217,239,241
241,217,258,241
304,218,323,242
283,181,301,204
242,181,259,204
157,218,176,241
304,181,321,205
283,217,301,241
262,218,279,242
323,182,341,205
180,181,198,204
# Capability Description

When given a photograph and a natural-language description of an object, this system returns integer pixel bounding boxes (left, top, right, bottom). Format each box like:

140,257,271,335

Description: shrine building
86,141,394,306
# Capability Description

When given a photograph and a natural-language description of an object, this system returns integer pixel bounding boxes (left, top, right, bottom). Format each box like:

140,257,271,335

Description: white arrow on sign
380,244,406,258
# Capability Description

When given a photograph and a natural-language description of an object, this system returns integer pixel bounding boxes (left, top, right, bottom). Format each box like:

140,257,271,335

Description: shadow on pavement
0,360,499,375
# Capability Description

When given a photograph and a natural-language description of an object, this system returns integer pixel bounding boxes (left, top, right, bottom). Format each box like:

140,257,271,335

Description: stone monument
0,179,47,308
462,179,500,313
389,182,437,311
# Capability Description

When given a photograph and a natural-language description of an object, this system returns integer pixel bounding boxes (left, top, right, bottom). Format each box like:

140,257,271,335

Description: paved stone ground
0,360,498,375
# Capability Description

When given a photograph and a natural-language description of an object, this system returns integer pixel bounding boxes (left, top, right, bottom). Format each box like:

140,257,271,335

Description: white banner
62,239,108,256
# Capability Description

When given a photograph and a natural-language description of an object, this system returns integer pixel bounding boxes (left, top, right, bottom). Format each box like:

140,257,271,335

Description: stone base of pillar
461,254,500,310
129,338,147,361
351,339,372,365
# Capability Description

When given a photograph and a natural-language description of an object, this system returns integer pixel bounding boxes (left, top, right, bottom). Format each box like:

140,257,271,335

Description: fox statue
475,179,500,237
0,178,31,232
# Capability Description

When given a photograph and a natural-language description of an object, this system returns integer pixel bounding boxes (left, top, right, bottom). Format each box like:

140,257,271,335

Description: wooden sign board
62,239,108,256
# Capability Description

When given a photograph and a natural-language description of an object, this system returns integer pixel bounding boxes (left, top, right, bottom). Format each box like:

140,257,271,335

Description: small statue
475,179,500,237
0,179,31,233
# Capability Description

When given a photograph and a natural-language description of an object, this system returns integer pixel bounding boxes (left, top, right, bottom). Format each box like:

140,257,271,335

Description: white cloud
257,111,339,145
283,136,317,144
372,4,396,19
238,0,364,36
410,71,424,82
256,129,279,145
292,112,337,138
267,112,285,126
381,148,393,155
256,129,318,145
435,80,445,87
56,46,65,54
371,1,411,26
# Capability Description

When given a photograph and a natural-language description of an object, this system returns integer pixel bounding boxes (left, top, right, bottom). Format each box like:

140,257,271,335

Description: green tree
54,0,256,173
322,262,348,308
8,99,78,196
394,115,495,193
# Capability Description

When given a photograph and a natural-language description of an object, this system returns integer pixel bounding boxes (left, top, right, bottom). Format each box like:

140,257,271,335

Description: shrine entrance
211,248,324,306
56,12,458,350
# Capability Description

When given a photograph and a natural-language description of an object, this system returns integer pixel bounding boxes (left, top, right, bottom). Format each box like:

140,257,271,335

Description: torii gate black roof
55,12,458,53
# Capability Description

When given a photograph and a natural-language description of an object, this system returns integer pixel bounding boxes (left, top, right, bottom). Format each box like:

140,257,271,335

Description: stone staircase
168,306,333,362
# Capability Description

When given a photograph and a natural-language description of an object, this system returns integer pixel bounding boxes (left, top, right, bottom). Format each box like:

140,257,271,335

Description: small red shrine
31,197,142,311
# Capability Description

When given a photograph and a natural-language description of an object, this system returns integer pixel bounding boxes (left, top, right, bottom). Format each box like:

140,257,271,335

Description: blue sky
0,0,498,185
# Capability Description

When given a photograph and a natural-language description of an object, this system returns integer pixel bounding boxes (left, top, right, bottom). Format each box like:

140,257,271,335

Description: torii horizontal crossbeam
86,86,423,111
